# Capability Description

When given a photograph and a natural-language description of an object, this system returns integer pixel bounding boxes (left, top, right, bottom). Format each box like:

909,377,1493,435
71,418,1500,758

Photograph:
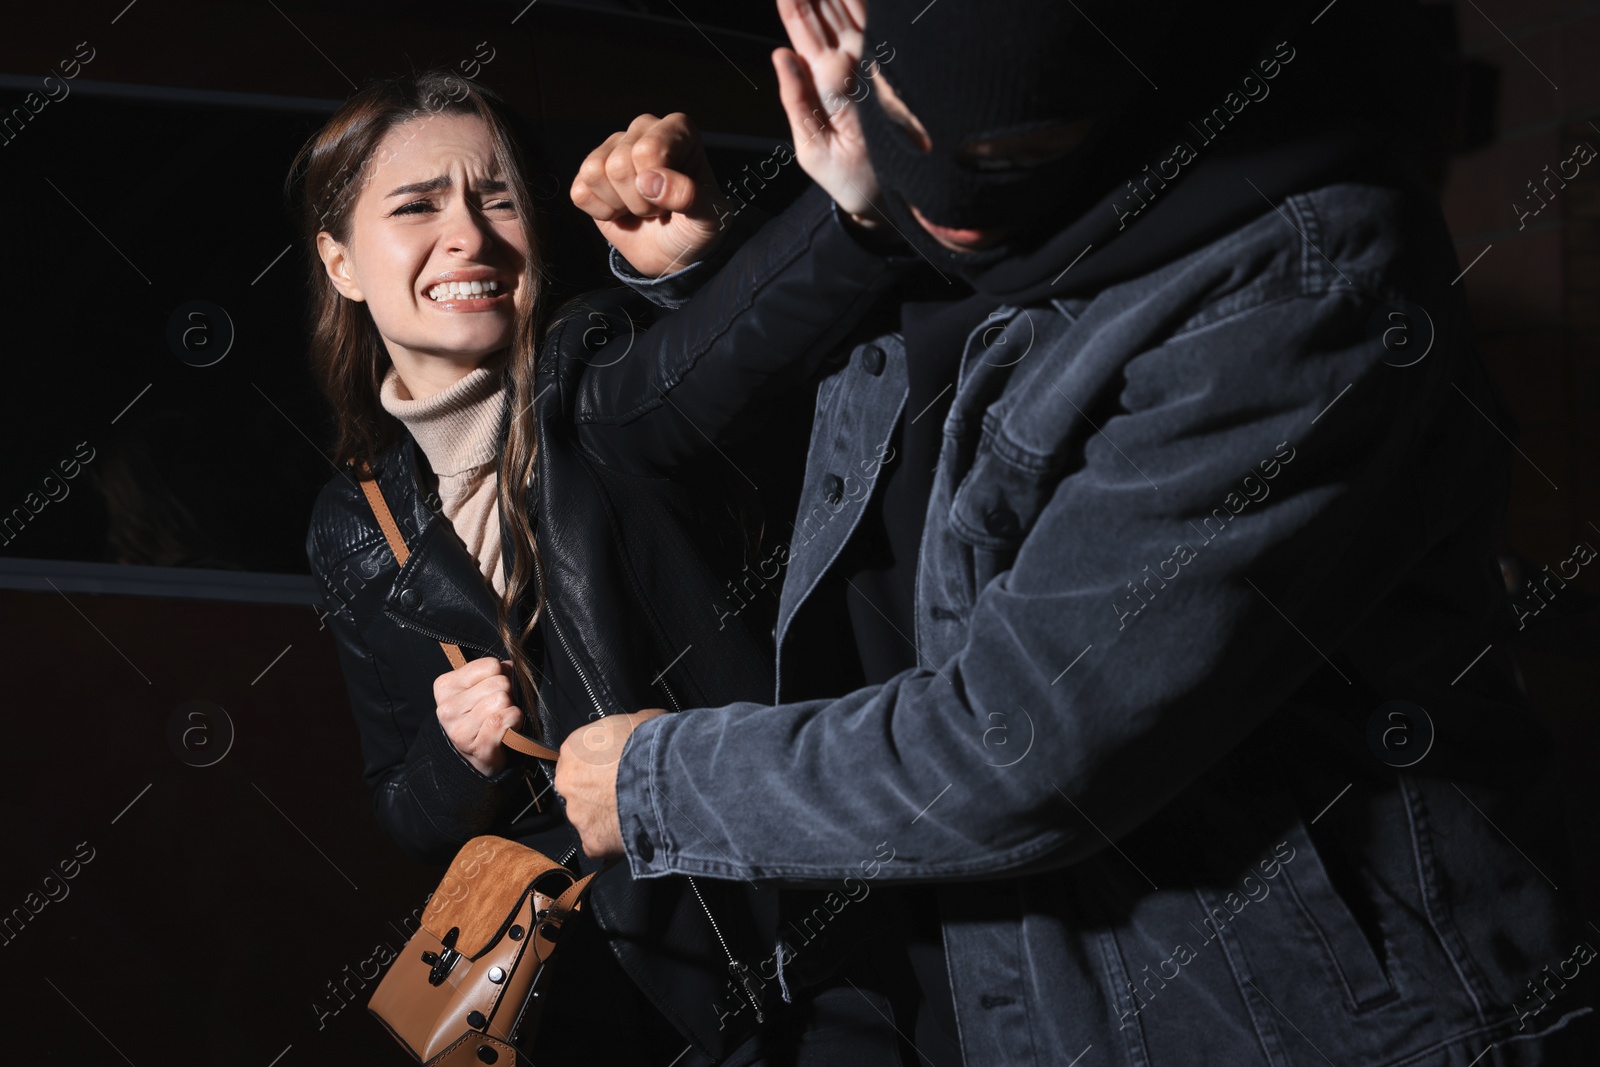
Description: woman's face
318,112,529,377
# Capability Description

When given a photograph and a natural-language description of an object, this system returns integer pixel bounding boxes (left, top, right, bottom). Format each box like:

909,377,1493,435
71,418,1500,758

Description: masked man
559,1,1596,1063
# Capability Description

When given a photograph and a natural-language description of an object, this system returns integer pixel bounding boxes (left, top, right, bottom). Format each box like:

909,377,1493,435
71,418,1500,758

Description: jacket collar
376,429,511,656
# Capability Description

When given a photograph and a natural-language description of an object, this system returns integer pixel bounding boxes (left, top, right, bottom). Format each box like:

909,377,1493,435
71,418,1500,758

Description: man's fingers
777,0,826,58
774,47,829,148
817,0,864,48
838,0,867,32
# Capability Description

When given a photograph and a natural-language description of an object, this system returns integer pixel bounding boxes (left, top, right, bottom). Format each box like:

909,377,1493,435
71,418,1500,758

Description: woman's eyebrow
384,175,509,198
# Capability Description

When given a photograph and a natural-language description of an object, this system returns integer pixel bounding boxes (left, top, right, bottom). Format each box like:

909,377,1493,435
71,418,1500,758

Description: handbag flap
420,836,571,959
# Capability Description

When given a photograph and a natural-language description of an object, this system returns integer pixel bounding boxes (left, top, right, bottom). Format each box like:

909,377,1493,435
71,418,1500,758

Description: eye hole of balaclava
856,0,1173,234
953,118,1098,173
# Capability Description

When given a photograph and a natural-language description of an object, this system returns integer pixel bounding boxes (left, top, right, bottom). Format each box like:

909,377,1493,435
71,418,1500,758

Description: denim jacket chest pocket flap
948,415,1062,552
944,303,1107,554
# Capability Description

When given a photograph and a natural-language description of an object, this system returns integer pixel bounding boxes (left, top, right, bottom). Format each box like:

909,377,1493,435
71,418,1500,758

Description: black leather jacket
305,185,907,1061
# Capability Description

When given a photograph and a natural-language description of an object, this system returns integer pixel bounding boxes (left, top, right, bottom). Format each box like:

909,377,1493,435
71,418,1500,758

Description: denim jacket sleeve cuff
829,199,917,260
615,711,676,878
609,245,710,310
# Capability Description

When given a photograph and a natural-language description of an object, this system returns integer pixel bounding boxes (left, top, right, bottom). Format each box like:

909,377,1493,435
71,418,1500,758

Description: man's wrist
831,200,910,255
615,711,672,875
844,208,881,232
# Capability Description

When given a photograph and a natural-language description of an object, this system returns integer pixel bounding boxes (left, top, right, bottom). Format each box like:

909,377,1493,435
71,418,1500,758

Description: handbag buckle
419,926,462,986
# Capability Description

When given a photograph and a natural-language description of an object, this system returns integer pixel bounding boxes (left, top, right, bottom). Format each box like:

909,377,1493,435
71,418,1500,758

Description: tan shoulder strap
356,460,561,764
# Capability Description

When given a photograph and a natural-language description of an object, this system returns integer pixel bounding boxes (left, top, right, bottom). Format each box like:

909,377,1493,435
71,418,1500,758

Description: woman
293,21,910,1063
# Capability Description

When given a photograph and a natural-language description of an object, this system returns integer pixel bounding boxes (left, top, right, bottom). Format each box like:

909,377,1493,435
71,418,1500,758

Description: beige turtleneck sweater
379,362,509,597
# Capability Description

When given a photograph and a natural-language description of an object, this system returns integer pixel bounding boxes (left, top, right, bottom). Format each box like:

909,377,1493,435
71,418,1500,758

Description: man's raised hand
774,0,881,225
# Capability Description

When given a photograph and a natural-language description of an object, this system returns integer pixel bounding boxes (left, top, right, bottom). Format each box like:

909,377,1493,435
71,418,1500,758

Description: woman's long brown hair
285,68,549,735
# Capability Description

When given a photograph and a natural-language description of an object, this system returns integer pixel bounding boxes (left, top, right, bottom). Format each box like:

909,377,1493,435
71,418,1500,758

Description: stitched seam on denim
1049,296,1088,323
1011,884,1041,1066
1277,856,1384,1010
1090,871,1153,1067
953,306,1018,407
645,712,672,872
981,414,1056,474
1139,195,1307,340
1167,276,1304,340
773,373,849,688
1168,271,1394,355
948,453,1045,549
912,428,940,661
659,823,1077,880
1399,776,1491,1020
1284,193,1323,295
1368,1006,1594,1067
974,300,1343,485
1196,884,1292,1067
931,889,970,1060
774,378,908,665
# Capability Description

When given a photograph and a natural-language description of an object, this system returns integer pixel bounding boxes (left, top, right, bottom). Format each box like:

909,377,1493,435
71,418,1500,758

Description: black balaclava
857,0,1181,268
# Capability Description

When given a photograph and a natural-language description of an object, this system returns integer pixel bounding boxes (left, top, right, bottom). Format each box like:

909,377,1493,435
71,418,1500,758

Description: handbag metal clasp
419,926,461,986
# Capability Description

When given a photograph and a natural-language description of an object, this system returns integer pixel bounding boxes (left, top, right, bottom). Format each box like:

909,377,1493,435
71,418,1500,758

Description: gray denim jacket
612,182,1592,1066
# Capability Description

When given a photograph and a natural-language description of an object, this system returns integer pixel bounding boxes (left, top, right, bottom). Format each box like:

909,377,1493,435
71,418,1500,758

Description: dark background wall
0,1,1593,1064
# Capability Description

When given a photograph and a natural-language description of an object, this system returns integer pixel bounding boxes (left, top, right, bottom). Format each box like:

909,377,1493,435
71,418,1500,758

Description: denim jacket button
985,507,1020,537
823,474,845,506
398,587,419,609
860,344,886,376
634,828,655,863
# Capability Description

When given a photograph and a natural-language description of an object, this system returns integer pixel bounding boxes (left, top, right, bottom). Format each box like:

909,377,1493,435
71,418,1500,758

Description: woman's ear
316,231,364,302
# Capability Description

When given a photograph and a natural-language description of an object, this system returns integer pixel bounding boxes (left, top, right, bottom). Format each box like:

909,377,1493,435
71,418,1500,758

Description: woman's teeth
427,280,500,300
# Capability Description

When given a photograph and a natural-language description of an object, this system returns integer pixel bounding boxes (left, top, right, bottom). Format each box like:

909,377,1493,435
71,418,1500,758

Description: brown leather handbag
356,463,598,1064
368,835,597,1064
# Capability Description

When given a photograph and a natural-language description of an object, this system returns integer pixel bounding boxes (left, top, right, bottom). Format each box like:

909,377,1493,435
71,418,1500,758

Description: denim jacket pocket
1276,807,1398,1011
947,424,1055,596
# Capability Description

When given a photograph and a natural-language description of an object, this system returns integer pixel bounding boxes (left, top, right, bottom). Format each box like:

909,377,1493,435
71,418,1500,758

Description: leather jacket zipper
654,672,764,1024
690,872,765,1024
384,610,483,653
529,549,606,725
531,550,764,1026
